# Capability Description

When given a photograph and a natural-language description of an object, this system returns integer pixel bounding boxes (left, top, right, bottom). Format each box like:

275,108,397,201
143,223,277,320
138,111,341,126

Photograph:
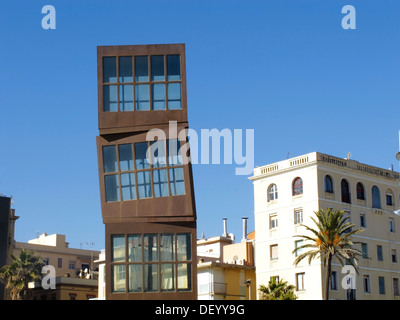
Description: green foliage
258,277,297,300
292,208,364,299
293,209,363,268
0,249,45,300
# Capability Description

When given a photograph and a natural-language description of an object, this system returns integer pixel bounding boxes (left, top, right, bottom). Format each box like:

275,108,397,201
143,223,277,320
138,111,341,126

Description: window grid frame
292,177,303,196
110,233,192,294
294,208,303,225
103,139,185,203
267,184,278,202
102,55,182,112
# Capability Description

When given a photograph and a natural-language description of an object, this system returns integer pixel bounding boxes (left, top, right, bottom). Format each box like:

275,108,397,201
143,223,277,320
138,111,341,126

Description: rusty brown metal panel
96,44,197,300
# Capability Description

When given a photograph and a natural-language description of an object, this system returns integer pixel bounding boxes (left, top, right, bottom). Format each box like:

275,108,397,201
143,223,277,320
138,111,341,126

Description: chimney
222,218,228,237
242,217,248,242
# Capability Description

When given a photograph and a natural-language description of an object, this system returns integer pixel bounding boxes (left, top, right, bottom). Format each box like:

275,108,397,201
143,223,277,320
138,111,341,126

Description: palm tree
258,277,297,300
292,208,363,300
0,249,45,300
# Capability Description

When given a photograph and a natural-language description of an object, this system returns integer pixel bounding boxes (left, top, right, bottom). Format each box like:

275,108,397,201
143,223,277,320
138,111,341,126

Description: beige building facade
15,233,100,279
11,233,101,300
250,152,400,300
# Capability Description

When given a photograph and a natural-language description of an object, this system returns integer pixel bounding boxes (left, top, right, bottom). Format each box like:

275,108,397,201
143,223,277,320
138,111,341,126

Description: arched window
341,179,351,203
268,184,278,202
356,182,365,200
372,185,381,209
292,177,303,196
325,175,334,193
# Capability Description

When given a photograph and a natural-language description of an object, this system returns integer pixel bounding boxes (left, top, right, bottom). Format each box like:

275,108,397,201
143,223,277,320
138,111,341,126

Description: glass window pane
118,144,133,171
119,56,133,82
103,85,118,112
128,265,142,292
379,277,385,294
152,84,166,110
386,194,393,206
169,167,185,196
119,85,134,111
153,169,169,198
177,233,191,261
341,179,351,203
128,235,142,262
135,56,148,82
362,243,368,258
295,240,304,257
167,139,182,166
357,183,365,200
270,245,278,260
177,263,191,291
377,246,383,261
121,173,136,201
168,83,181,110
151,55,165,81
150,140,166,168
293,178,303,196
161,263,175,291
105,174,120,202
144,234,158,262
103,57,116,83
112,235,125,262
167,55,180,81
103,146,117,173
135,84,150,111
372,186,381,209
160,234,175,261
112,265,125,293
134,142,150,169
137,171,152,199
144,264,158,292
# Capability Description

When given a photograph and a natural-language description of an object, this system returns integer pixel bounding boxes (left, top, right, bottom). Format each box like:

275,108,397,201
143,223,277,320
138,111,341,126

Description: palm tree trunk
324,254,332,300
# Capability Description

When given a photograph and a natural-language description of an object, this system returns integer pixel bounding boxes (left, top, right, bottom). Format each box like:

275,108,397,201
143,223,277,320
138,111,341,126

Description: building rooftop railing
253,152,400,181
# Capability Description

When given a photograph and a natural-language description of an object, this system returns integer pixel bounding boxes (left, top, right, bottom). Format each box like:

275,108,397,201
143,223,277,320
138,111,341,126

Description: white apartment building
250,152,400,300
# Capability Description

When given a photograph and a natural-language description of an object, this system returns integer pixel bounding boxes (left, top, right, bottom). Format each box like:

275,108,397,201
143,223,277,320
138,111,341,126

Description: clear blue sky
1,0,399,250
